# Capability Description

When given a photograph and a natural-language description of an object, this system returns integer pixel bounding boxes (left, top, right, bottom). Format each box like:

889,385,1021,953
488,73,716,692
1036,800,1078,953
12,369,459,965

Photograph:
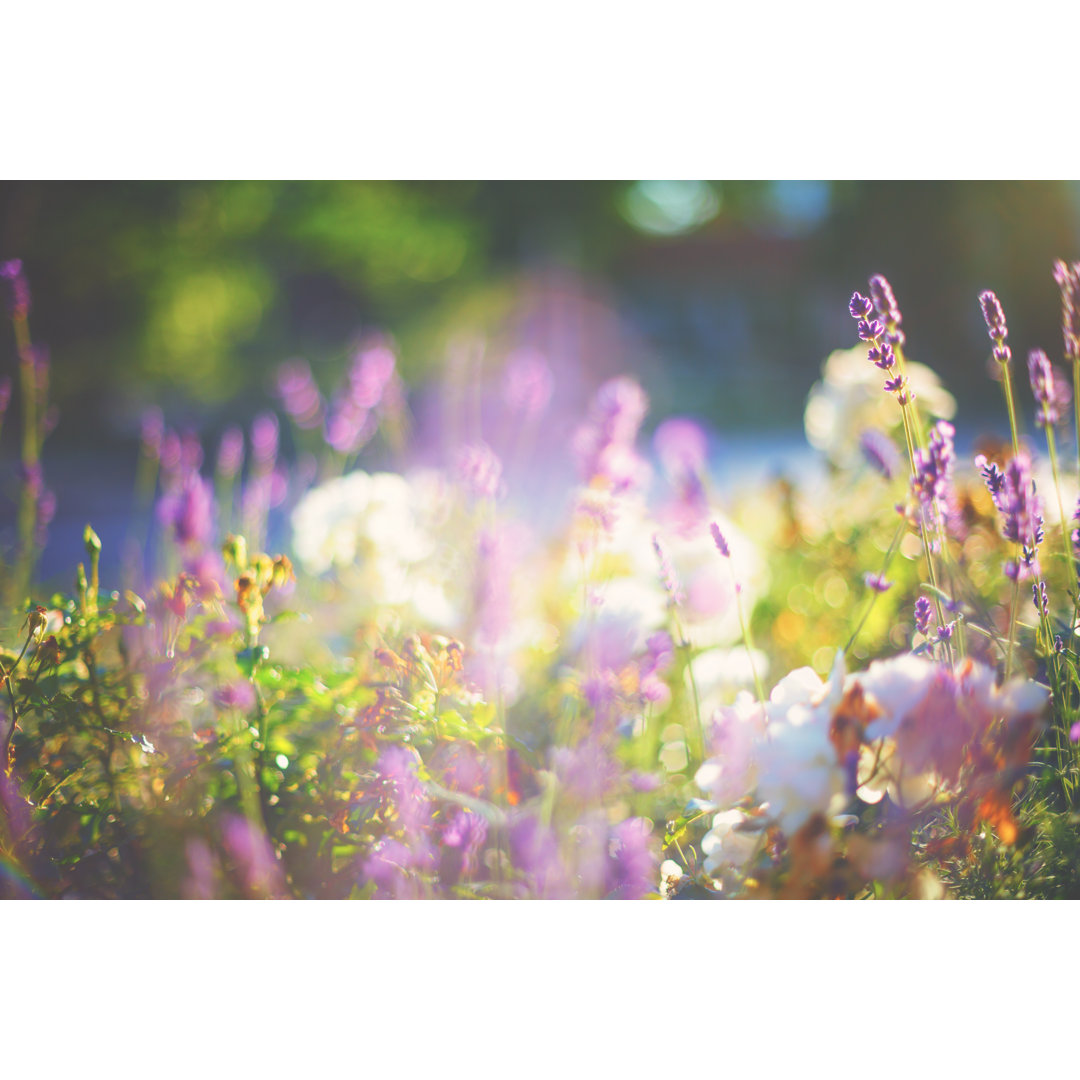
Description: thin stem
845,516,906,655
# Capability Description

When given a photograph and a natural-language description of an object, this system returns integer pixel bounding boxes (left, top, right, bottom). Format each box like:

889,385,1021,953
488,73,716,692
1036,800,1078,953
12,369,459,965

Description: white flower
290,469,459,628
700,809,759,874
694,691,766,809
804,346,956,469
755,652,849,836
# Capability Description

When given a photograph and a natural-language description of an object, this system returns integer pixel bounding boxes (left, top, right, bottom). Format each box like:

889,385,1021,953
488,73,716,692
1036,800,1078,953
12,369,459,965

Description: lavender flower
439,809,488,889
1053,259,1080,363
140,407,164,461
455,441,503,500
974,454,1006,500
869,274,904,346
859,428,901,480
652,533,685,606
216,426,245,479
980,289,1011,364
910,420,956,541
1028,348,1071,425
1033,580,1049,617
605,818,658,900
914,596,933,635
573,376,649,492
502,348,553,419
276,359,325,430
157,472,215,548
864,572,892,593
709,521,731,558
1,258,30,317
848,292,873,320
993,453,1044,581
325,342,396,455
251,413,279,467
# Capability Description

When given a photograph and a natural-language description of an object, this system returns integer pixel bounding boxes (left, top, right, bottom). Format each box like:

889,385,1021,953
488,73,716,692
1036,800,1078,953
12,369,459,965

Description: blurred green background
4,180,1079,443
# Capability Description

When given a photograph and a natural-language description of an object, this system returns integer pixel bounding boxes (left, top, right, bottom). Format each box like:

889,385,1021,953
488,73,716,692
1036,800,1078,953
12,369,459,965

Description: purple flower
868,274,904,344
1,258,30,317
859,428,901,480
276,359,325,429
849,292,873,320
0,376,11,418
653,417,708,478
214,680,257,712
324,342,396,456
573,376,649,492
1052,259,1080,363
360,838,433,899
605,818,658,900
375,746,431,835
502,348,553,419
140,407,164,460
709,521,731,557
251,413,279,466
1070,721,1080,744
1033,580,1049,617
980,289,1011,363
914,596,933,635
508,813,571,899
455,441,503,500
552,738,622,803
438,809,488,889
221,814,286,898
864,572,892,593
216,426,245,479
652,533,685,606
1028,348,1071,425
910,420,955,540
857,318,885,342
157,472,214,548
994,453,1044,580
975,454,1006,500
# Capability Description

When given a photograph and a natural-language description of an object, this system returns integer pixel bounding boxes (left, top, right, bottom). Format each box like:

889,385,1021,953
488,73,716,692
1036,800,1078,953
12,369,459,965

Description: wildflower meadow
5,229,1080,900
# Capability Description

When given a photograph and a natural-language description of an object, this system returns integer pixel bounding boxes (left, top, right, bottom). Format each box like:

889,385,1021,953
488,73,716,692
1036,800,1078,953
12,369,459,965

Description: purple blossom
360,838,434,899
980,289,1011,364
864,572,892,593
214,680,257,712
859,428,901,480
867,342,896,370
157,472,214,548
438,809,488,889
573,376,649,492
1052,259,1080,363
0,376,11,418
251,413,279,466
849,292,873,320
216,426,245,479
652,533,684,606
508,813,571,899
140,408,165,460
605,818,658,900
552,738,622,803
276,359,324,429
1028,349,1071,425
910,420,956,540
857,318,885,342
502,348,553,419
1,258,30,317
654,417,708,478
709,521,731,558
1033,580,1049,617
456,441,503,500
324,342,396,455
375,745,431,835
868,274,902,345
994,453,1044,581
914,596,933,635
975,454,1006,500
221,814,286,898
